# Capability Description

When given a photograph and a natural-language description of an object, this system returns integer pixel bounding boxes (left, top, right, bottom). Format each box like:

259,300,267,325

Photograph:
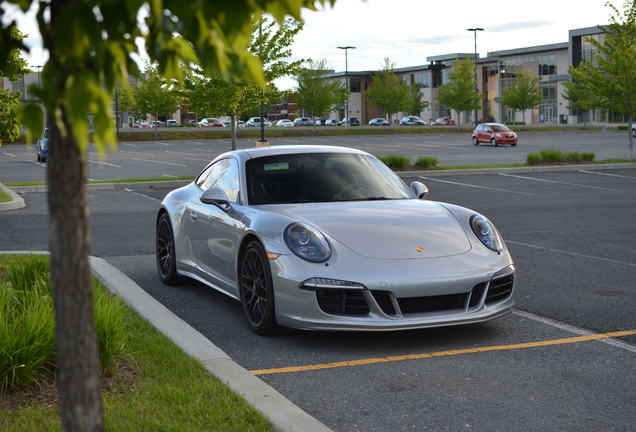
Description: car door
186,158,244,296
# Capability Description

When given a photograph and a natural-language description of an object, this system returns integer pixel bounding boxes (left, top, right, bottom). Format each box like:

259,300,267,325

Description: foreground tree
501,70,542,127
365,58,409,125
0,1,330,431
0,28,29,145
436,58,480,128
569,1,636,158
295,59,347,130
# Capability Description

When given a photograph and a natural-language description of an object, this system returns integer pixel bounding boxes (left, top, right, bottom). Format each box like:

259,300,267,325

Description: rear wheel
511,143,517,147
491,138,498,147
239,241,278,335
472,136,479,146
156,212,180,285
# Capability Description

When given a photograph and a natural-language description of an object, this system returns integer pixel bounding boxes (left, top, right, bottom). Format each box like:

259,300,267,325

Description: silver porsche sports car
156,145,515,334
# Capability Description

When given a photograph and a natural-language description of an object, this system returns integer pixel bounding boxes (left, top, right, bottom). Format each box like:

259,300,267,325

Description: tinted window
491,124,512,132
198,159,240,203
246,153,413,205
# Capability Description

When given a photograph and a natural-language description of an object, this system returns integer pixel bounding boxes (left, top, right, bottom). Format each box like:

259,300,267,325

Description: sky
3,0,614,89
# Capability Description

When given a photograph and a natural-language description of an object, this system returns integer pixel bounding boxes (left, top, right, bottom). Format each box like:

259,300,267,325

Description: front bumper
269,248,515,331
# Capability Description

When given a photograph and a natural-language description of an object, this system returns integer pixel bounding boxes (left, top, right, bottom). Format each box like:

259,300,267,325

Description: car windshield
246,153,414,204
491,124,512,132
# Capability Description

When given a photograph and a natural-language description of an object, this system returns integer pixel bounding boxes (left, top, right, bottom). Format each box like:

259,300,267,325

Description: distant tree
295,59,347,129
569,1,636,158
132,65,180,131
562,78,605,128
405,85,428,116
0,1,327,430
501,70,542,126
0,28,29,145
436,58,480,128
365,58,409,125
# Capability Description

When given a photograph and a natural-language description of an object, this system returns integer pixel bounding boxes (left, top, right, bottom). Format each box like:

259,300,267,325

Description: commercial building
325,25,619,126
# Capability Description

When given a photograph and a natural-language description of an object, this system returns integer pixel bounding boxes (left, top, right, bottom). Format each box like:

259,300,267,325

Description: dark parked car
293,117,313,126
369,118,390,126
340,117,360,126
400,116,426,125
431,117,455,126
35,127,49,162
472,123,518,146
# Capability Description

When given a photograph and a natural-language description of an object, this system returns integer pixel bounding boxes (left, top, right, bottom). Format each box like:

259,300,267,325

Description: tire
37,153,41,162
156,212,180,285
239,240,278,335
511,143,517,147
491,138,498,147
472,136,479,146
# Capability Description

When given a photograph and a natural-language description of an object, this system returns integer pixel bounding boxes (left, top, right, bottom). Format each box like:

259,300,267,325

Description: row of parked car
134,115,461,129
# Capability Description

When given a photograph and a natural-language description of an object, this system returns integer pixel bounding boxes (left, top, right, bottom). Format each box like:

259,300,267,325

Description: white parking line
418,176,532,196
132,158,186,167
27,160,47,168
578,169,636,180
88,159,122,168
498,173,621,192
161,174,177,178
123,188,161,202
2,152,16,157
165,150,195,156
123,143,138,148
156,141,172,146
513,309,636,354
505,239,636,268
193,147,217,153
120,150,155,156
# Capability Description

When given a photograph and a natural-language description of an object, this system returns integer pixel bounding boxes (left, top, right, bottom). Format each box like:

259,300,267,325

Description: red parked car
431,117,455,126
472,123,518,146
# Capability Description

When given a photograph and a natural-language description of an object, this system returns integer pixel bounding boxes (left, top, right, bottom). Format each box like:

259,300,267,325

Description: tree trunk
522,110,525,130
230,112,237,150
47,113,104,432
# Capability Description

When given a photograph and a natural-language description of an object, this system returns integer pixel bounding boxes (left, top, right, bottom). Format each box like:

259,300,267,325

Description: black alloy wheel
156,212,179,285
472,136,479,146
239,241,278,335
491,138,498,147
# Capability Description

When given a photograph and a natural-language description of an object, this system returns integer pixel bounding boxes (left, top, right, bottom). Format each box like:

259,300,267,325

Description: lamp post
337,46,355,125
466,28,484,125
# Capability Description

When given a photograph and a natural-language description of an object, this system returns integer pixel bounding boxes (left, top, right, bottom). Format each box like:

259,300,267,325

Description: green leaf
18,102,43,145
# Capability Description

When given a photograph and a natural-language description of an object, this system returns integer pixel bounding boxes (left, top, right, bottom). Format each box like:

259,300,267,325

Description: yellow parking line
250,329,636,376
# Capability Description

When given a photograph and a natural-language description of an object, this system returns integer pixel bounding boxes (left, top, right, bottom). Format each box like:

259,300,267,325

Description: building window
350,78,360,93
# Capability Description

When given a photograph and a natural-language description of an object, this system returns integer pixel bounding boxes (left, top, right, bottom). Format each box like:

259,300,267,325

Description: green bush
414,156,438,168
565,152,582,162
617,125,628,131
526,152,543,165
377,154,410,169
581,152,595,162
0,256,127,393
539,149,566,163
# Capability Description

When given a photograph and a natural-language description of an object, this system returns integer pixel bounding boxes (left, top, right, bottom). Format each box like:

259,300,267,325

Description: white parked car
198,118,223,127
631,123,635,137
246,117,272,127
400,116,427,126
275,119,294,127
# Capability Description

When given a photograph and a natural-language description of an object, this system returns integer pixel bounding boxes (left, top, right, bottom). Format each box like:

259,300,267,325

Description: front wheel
491,138,498,147
472,136,479,146
156,212,180,285
239,241,278,335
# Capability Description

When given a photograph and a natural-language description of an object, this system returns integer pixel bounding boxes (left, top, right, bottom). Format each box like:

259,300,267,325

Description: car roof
213,145,371,165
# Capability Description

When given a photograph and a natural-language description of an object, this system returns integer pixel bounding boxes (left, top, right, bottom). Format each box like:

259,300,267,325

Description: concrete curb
89,256,333,432
0,182,26,211
9,163,636,194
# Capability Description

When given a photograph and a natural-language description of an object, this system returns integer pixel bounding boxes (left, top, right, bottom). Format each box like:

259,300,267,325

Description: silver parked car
156,145,515,334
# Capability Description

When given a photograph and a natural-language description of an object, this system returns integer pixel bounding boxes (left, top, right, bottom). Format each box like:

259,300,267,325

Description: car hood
264,200,472,259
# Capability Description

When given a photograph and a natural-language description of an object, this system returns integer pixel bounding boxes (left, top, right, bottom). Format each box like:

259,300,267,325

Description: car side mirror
200,187,231,210
486,130,493,134
410,181,428,199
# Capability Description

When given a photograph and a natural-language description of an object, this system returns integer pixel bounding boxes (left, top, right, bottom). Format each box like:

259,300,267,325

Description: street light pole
337,46,355,125
466,28,484,125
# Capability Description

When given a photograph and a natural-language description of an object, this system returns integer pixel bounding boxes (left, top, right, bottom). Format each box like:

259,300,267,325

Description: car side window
200,158,240,203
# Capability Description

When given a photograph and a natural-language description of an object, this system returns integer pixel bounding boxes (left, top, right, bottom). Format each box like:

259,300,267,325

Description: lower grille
469,282,488,308
397,293,467,315
316,289,369,316
371,291,396,315
486,274,514,304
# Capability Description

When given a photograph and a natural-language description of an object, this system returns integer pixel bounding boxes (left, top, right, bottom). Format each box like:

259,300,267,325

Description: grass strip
0,188,11,203
0,255,274,432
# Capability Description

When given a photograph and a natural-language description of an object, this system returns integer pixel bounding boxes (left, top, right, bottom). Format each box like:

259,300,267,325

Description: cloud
406,35,465,46
487,21,554,32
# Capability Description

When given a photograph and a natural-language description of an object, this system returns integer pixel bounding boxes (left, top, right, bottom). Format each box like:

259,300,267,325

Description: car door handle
190,210,198,220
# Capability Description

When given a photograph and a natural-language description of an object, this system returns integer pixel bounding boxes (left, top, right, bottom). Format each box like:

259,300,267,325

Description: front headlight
495,133,502,137
470,215,503,252
284,223,331,263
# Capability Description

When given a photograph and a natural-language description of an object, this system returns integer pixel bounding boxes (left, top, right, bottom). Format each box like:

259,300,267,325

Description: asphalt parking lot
2,167,635,431
0,130,632,183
